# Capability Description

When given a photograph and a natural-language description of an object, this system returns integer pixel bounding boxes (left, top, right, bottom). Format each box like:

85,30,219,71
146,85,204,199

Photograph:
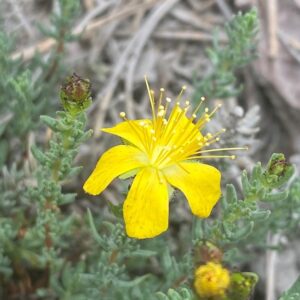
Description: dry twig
10,0,161,61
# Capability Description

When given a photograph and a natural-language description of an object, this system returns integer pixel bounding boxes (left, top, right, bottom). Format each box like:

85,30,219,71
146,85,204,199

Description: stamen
164,97,172,116
209,103,222,118
119,112,151,154
196,147,248,154
188,155,236,160
158,88,165,109
157,110,165,117
202,128,226,145
192,97,206,116
175,85,186,104
144,76,156,122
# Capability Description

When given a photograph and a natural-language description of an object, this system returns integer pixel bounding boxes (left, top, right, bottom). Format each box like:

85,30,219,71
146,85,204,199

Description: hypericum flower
194,262,230,298
84,77,245,239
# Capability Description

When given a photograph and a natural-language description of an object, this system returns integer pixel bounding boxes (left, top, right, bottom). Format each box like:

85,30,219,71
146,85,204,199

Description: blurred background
1,0,300,299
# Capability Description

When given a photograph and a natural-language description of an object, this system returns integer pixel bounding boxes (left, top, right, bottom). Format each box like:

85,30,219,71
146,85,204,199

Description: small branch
215,0,233,21
115,30,227,42
268,0,279,58
8,0,35,39
266,232,281,300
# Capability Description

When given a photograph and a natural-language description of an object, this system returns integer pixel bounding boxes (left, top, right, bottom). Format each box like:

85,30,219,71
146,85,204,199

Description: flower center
118,77,248,168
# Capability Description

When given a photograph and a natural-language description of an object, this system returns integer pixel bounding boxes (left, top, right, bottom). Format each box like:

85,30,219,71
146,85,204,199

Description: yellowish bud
194,262,230,298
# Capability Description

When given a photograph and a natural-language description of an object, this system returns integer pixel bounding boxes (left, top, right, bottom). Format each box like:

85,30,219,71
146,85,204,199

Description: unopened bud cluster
60,73,92,115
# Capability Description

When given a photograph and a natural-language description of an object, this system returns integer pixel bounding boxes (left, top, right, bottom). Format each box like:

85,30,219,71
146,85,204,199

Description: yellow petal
83,145,147,195
102,120,151,151
123,167,169,239
163,162,221,217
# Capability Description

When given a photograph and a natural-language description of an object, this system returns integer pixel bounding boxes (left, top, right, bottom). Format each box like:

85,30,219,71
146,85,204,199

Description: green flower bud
264,153,294,188
228,272,258,300
60,73,92,115
267,153,287,176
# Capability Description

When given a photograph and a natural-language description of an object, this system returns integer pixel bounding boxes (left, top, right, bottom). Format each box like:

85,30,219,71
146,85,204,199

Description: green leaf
279,275,300,300
86,209,108,250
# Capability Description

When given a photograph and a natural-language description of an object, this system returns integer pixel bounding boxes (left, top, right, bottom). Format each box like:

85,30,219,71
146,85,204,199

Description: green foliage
279,275,300,300
193,9,258,102
192,153,295,249
0,33,44,164
0,1,82,168
156,288,195,300
0,74,92,298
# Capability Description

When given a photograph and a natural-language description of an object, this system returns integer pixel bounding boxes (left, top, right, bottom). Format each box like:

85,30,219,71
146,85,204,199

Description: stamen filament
175,85,186,104
188,155,236,160
144,76,156,123
192,96,205,116
196,147,248,154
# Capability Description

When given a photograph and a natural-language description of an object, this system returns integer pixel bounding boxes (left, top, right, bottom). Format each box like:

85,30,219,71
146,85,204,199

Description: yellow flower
84,78,244,239
194,262,230,298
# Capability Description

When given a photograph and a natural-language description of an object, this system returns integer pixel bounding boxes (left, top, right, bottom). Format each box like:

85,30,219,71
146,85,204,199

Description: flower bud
60,73,92,115
264,153,294,188
194,262,230,298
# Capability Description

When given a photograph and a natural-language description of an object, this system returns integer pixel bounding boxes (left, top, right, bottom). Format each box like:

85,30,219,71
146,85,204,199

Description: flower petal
163,162,221,217
123,167,169,239
83,145,147,195
102,120,151,151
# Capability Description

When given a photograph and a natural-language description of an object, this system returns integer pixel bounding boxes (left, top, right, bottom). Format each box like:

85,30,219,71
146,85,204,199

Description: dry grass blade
10,0,162,61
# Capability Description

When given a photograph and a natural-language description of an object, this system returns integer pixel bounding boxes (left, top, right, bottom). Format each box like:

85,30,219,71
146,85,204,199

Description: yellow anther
120,112,126,118
185,101,190,106
166,97,171,103
158,110,165,117
231,155,236,160
205,108,209,113
200,96,205,101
